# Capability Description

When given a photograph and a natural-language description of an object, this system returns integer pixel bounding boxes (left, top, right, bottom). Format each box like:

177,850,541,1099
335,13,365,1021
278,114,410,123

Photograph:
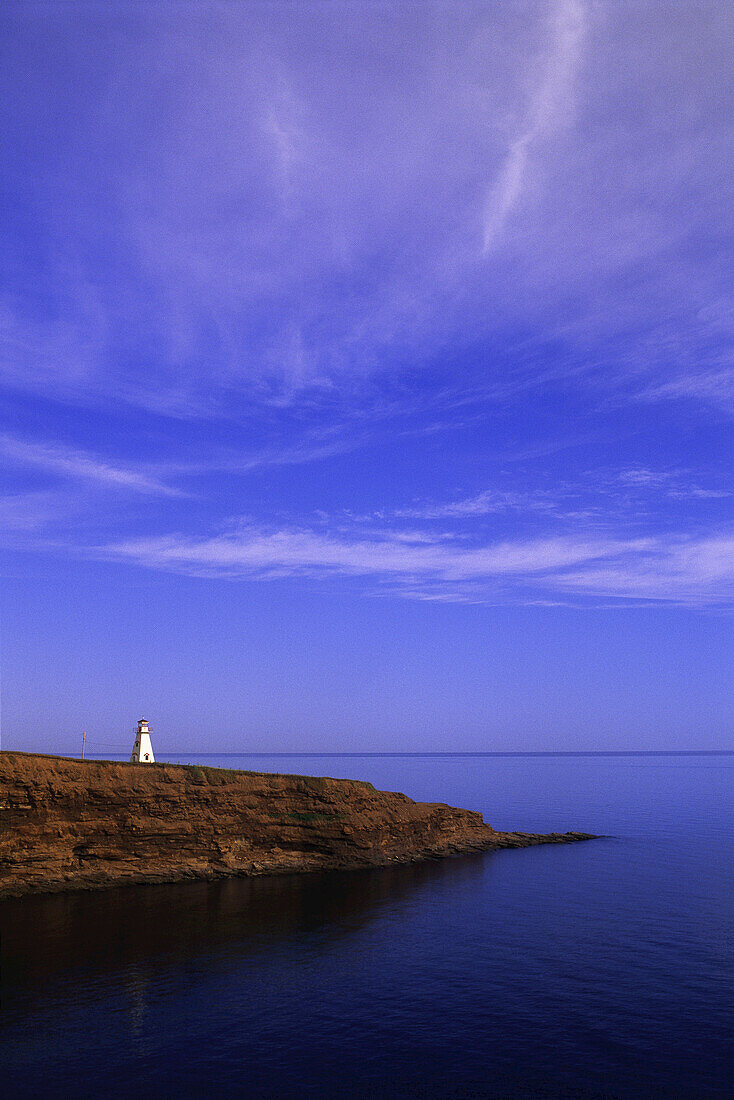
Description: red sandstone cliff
0,752,593,898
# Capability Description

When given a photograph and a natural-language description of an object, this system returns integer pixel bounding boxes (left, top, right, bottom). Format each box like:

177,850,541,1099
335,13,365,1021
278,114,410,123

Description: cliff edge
0,752,594,898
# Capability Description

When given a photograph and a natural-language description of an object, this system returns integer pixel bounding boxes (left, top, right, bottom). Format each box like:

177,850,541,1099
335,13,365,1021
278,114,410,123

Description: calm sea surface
1,753,732,1098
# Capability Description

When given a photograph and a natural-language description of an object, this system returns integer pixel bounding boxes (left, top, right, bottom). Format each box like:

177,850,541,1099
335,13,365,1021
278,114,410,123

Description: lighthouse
130,718,155,764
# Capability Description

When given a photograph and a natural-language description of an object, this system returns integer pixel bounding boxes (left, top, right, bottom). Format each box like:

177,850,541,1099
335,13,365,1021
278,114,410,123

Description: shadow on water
0,852,489,1007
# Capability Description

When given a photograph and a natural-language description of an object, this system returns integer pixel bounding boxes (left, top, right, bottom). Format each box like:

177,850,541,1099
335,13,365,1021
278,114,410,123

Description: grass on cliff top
0,752,376,792
182,763,375,792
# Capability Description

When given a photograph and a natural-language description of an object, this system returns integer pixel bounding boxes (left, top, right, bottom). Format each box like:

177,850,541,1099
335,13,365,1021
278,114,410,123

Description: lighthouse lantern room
130,718,155,764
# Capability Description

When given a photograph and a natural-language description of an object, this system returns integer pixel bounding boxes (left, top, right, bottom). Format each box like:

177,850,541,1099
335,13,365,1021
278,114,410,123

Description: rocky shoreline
0,752,595,898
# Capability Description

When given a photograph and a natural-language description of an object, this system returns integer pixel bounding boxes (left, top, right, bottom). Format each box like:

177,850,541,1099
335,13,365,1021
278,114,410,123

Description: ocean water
1,753,732,1099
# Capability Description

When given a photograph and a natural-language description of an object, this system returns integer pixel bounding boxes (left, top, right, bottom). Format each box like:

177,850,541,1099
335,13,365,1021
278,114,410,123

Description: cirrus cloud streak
101,524,734,608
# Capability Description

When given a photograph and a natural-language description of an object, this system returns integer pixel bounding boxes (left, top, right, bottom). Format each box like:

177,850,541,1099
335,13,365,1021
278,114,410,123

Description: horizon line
38,748,734,758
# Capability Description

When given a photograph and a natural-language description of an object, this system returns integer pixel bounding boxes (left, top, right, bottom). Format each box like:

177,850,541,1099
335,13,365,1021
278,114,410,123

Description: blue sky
1,0,732,753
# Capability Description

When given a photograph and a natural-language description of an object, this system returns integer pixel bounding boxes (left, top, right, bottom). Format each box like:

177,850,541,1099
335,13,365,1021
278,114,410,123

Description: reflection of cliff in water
1,852,489,1006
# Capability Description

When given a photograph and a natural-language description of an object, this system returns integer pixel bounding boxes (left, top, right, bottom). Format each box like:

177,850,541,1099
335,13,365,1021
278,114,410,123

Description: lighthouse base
130,732,155,764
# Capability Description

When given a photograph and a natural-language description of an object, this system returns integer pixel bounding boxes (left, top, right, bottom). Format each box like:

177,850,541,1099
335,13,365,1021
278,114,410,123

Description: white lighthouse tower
130,718,155,764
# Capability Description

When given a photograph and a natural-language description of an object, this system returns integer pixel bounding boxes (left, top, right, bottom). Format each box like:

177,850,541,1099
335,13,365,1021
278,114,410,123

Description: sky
1,0,732,755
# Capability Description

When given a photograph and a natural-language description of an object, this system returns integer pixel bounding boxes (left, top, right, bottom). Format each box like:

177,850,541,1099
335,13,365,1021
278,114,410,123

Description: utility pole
81,730,86,760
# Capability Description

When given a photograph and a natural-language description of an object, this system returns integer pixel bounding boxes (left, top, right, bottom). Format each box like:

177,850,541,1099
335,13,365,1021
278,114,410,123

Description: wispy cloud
103,525,650,582
397,489,556,519
483,0,587,252
3,442,731,607
0,435,184,496
554,534,734,604
641,366,734,415
394,469,732,526
2,0,731,421
184,431,368,476
612,468,733,502
0,490,70,533
98,521,733,607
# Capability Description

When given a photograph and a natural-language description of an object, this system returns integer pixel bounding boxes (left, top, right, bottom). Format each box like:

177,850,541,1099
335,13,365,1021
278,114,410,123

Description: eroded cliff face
0,753,592,898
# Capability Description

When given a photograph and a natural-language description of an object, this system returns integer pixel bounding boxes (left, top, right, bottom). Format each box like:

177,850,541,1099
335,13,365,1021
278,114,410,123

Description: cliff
0,752,594,898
